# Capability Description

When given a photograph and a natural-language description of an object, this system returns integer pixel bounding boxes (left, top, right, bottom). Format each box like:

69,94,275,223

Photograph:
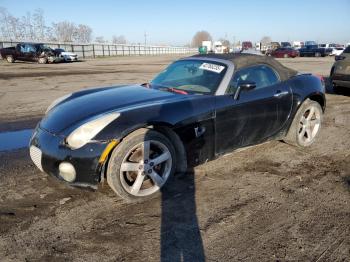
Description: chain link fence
0,41,197,58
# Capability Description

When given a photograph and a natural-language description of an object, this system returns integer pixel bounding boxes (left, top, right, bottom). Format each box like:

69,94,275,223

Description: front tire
106,129,176,202
38,57,48,64
284,99,323,147
6,55,14,63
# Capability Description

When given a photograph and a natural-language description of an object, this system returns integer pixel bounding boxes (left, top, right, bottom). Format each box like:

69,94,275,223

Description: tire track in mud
201,197,260,231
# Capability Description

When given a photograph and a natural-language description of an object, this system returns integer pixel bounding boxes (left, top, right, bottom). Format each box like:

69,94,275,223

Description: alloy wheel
298,105,321,145
119,140,172,197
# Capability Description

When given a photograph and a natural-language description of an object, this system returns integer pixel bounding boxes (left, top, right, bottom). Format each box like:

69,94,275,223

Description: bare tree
191,30,212,47
112,35,127,44
260,36,272,45
52,21,76,42
7,15,22,40
20,12,35,41
33,8,46,40
219,38,231,47
0,8,22,40
0,7,11,40
75,24,92,43
0,8,95,43
95,36,105,43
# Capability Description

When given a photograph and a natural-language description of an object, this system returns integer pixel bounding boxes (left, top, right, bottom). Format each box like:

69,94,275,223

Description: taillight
335,55,345,61
314,74,324,81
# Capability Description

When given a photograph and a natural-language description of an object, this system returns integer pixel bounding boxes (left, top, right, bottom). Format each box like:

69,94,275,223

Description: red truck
242,41,253,50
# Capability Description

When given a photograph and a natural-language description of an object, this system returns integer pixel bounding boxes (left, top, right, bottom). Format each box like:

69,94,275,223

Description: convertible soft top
191,53,298,81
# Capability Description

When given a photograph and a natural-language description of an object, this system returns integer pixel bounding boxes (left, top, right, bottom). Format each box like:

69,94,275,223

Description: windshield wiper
142,83,188,95
165,87,188,95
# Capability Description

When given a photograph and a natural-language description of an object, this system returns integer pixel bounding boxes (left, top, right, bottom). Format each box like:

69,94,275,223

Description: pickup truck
299,42,331,57
0,43,61,63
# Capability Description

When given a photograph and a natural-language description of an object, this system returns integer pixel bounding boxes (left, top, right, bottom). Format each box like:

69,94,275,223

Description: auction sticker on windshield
199,63,225,73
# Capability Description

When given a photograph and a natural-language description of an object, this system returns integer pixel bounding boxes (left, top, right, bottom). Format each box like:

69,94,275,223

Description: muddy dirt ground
0,56,349,261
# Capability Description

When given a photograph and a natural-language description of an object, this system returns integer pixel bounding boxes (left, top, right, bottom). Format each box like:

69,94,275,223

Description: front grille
30,146,43,172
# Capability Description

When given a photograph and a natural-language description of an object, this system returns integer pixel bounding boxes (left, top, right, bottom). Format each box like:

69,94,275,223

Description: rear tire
6,55,14,63
284,99,323,147
106,129,176,202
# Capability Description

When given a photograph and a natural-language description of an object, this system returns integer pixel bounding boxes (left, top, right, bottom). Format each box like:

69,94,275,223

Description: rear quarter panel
0,47,16,58
282,74,326,133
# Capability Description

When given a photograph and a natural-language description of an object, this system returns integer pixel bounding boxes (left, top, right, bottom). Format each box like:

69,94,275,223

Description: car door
215,64,292,154
25,44,38,61
16,44,27,60
19,44,35,61
275,48,283,58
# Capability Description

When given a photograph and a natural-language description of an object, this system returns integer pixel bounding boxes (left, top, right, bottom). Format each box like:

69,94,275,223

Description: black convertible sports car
30,54,326,201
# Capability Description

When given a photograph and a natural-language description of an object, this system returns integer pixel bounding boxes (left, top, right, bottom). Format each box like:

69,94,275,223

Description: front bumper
29,126,108,186
64,55,78,61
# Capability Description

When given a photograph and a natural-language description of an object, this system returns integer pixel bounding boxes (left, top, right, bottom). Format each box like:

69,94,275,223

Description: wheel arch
149,124,188,174
306,93,326,112
283,92,325,138
100,122,188,182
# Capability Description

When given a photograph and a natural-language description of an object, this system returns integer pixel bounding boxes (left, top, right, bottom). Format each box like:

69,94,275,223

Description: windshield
150,60,227,95
37,44,52,52
305,41,317,46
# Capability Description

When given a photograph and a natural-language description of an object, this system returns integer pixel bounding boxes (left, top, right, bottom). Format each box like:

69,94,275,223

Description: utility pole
144,31,147,46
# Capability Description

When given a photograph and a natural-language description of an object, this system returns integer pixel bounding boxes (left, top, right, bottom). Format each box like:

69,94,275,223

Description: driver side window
23,44,36,53
226,65,280,94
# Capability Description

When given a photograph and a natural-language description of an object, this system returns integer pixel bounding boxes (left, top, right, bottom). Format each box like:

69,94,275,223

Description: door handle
274,90,288,97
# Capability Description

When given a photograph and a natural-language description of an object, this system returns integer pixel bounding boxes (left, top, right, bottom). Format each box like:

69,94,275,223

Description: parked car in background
54,48,78,62
241,48,263,55
299,41,331,57
319,43,335,54
281,42,292,48
270,47,299,58
293,41,304,50
270,42,281,49
265,42,281,56
331,45,350,92
0,43,60,63
242,41,253,50
330,47,345,56
29,53,326,201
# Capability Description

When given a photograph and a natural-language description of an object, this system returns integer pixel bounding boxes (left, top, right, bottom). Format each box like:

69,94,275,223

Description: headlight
66,112,120,149
46,93,72,114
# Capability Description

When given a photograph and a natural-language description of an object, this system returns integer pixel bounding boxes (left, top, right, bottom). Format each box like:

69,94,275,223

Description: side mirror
233,81,256,100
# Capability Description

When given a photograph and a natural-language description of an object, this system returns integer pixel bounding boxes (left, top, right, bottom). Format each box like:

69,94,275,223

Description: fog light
59,162,76,182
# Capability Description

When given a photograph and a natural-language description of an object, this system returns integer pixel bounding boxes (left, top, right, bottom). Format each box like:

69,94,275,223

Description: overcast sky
1,0,350,45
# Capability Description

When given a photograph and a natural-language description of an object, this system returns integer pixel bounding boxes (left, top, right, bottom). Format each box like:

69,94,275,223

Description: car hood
40,85,188,134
